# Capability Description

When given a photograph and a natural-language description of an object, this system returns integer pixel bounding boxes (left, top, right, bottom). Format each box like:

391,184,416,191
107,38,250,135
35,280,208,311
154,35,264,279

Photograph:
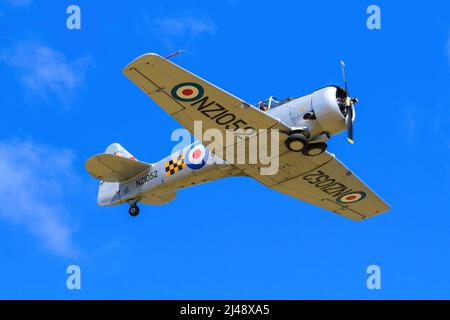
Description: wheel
285,133,308,152
128,205,140,217
303,142,327,156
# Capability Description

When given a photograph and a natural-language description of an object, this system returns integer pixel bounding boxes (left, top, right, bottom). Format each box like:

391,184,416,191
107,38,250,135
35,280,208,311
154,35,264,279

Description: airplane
85,52,390,220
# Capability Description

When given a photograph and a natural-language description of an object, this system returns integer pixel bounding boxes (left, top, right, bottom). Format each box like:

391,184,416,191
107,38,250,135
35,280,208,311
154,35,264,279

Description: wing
123,53,295,178
85,153,150,182
269,154,390,220
123,53,290,150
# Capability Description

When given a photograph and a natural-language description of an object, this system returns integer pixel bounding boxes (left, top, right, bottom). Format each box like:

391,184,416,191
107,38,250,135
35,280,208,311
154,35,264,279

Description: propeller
340,60,358,144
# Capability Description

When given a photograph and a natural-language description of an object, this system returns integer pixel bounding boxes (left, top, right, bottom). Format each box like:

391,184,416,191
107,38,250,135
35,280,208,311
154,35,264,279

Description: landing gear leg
129,205,140,217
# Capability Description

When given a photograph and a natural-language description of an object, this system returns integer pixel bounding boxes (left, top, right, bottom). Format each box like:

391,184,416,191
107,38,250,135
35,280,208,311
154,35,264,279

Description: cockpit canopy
256,96,294,111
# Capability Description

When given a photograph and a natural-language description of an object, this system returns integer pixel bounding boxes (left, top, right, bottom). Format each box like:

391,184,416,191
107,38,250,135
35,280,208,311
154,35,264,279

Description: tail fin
85,143,149,206
105,143,137,161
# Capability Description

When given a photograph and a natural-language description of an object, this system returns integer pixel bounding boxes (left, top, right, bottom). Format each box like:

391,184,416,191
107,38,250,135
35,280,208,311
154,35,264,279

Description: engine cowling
311,86,348,135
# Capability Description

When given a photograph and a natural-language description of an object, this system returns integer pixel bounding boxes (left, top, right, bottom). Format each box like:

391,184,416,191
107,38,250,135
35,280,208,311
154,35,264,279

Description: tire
303,142,327,157
285,133,308,152
129,205,140,217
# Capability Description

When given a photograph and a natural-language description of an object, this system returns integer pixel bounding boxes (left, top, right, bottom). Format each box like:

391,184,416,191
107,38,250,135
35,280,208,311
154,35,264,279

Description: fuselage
98,143,240,206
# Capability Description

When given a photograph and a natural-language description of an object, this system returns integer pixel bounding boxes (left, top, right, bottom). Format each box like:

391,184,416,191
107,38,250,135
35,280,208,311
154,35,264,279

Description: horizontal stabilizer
85,153,150,182
141,192,176,205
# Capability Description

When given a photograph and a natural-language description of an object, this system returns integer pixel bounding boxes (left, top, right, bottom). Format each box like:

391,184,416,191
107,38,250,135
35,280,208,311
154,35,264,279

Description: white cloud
0,139,79,257
154,15,215,37
404,105,450,149
446,34,450,64
0,40,92,106
405,108,417,144
149,13,216,50
4,0,31,7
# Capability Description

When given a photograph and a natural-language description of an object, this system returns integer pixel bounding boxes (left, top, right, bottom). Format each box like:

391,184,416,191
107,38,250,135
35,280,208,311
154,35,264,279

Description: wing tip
365,202,391,219
123,53,162,73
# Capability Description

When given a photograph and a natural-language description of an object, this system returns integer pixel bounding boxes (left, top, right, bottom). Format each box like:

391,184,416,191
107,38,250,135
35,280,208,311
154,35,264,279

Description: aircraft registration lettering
302,170,366,203
191,96,254,131
136,170,158,188
171,82,254,132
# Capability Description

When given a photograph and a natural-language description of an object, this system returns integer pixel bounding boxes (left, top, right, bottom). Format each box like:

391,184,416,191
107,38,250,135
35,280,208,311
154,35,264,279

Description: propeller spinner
340,60,358,144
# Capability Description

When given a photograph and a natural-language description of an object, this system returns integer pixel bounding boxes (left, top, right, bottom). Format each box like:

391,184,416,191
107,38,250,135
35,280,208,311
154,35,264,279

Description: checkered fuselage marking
165,154,187,176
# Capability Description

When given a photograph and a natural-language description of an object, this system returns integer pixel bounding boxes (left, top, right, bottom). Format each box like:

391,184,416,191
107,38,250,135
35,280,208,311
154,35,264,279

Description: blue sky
0,0,449,299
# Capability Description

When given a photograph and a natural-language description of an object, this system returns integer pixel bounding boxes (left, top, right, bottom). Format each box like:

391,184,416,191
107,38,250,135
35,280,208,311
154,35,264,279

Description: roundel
336,191,367,204
185,144,208,170
171,82,204,102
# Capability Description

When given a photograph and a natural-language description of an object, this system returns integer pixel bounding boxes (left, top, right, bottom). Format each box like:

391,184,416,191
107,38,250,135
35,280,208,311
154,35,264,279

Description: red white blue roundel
336,191,366,204
185,144,208,170
171,82,204,102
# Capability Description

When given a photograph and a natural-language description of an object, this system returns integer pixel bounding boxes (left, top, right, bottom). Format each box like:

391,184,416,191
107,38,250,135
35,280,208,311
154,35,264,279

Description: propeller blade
340,60,349,96
346,106,354,144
